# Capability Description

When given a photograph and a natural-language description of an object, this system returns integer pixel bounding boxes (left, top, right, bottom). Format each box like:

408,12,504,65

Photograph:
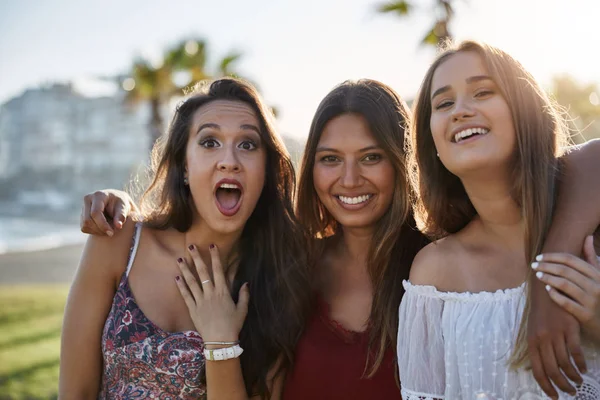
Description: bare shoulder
408,235,462,289
81,217,139,281
563,138,600,172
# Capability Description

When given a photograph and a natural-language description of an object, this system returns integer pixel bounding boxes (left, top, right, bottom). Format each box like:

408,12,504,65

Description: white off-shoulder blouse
397,280,600,400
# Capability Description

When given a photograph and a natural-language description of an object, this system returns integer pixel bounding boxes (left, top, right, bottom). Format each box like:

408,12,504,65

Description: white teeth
219,183,239,189
454,127,489,143
338,194,371,205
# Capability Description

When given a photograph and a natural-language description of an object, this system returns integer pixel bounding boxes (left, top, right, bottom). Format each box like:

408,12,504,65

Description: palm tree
377,0,456,47
120,38,242,148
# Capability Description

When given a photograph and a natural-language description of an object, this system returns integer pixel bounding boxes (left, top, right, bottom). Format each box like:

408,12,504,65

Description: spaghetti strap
125,222,143,277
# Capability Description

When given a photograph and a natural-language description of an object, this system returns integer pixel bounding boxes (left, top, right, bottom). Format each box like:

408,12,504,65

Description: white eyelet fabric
398,280,600,400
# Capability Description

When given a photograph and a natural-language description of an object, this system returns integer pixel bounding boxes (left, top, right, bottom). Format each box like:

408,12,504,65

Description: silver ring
201,279,211,284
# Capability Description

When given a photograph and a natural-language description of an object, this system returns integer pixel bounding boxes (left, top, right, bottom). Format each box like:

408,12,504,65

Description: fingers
535,270,589,306
109,198,130,230
188,245,213,295
536,251,599,281
81,192,112,236
547,285,596,324
529,345,558,399
565,325,588,375
177,257,203,301
175,274,196,310
540,338,576,396
552,334,583,387
209,244,228,292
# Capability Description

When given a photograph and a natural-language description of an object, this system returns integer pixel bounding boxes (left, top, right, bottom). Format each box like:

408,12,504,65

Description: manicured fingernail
531,262,539,269
209,244,215,249
106,230,114,237
176,275,180,281
188,244,194,251
177,257,183,263
545,284,551,292
535,254,543,261
535,271,544,279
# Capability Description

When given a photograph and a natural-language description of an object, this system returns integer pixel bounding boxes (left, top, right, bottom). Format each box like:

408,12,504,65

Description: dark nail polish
188,244,194,251
177,257,183,263
176,276,180,281
209,244,215,249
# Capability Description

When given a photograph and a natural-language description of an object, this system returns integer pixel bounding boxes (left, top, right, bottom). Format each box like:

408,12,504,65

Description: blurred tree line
377,0,600,143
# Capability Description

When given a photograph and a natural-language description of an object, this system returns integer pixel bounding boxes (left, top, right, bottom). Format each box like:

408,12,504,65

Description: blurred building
0,80,149,213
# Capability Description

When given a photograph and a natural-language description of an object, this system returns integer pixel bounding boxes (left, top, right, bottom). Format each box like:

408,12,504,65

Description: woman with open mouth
59,78,312,399
74,76,600,399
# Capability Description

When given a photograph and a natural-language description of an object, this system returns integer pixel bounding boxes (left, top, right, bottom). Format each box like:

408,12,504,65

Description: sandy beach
0,244,84,284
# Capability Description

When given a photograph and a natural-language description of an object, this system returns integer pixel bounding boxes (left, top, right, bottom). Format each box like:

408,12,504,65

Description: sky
1,0,599,139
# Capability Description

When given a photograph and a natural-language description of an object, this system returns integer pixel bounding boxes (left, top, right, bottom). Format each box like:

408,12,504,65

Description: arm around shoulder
58,219,138,399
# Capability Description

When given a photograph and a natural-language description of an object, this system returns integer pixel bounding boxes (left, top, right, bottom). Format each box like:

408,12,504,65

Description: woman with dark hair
80,79,430,398
284,79,430,398
397,40,600,399
59,78,312,399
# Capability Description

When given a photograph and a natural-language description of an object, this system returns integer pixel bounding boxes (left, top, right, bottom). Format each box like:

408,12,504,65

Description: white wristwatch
203,344,244,361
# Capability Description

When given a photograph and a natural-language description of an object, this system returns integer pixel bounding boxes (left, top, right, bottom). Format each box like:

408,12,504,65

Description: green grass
0,285,69,400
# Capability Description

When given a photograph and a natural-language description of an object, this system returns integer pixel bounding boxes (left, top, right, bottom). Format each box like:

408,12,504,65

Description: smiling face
312,113,395,231
429,51,516,177
185,100,266,235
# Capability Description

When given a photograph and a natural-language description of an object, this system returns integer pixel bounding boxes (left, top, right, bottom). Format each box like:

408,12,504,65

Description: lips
214,179,243,217
451,125,490,143
334,193,374,210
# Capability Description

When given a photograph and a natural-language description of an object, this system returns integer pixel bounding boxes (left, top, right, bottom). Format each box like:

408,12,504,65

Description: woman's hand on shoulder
534,235,600,342
80,189,138,236
175,244,250,342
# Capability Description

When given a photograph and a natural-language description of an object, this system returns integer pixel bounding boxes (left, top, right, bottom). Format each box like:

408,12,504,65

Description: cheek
247,153,267,193
376,164,396,198
429,114,447,147
312,164,336,195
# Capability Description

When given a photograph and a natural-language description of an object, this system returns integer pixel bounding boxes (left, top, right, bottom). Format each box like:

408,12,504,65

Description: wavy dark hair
296,79,429,379
139,78,312,397
407,40,569,367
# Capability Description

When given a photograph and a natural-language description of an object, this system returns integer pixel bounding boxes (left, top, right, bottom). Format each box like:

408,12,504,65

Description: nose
451,97,475,122
339,161,361,188
216,146,241,173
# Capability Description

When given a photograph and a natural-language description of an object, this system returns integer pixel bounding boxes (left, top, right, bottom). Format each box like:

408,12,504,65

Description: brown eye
319,155,339,163
199,138,220,148
238,140,257,150
363,154,382,162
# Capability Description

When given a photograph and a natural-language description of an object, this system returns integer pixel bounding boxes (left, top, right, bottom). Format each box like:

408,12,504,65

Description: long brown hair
297,79,429,377
408,41,569,366
139,78,312,397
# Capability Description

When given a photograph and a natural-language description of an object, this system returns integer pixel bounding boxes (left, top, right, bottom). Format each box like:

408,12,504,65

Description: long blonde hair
407,40,570,366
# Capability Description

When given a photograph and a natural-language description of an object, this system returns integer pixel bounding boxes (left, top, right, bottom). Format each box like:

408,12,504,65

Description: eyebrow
315,145,381,153
196,123,261,135
430,75,493,100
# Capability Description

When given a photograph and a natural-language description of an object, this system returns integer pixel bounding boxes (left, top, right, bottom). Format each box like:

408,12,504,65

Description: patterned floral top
99,223,206,399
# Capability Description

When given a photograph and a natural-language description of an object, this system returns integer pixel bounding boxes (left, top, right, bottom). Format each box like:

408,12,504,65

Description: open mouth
214,181,243,216
453,127,490,143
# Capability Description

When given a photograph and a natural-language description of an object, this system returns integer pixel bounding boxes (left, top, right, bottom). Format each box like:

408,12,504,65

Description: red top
283,297,401,400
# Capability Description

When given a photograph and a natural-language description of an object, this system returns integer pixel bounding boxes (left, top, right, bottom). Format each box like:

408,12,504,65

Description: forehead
431,51,489,91
191,100,259,128
318,113,377,147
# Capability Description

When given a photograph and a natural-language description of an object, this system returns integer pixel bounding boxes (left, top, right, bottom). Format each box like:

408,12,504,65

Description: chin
208,219,246,235
447,153,510,176
337,218,378,230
